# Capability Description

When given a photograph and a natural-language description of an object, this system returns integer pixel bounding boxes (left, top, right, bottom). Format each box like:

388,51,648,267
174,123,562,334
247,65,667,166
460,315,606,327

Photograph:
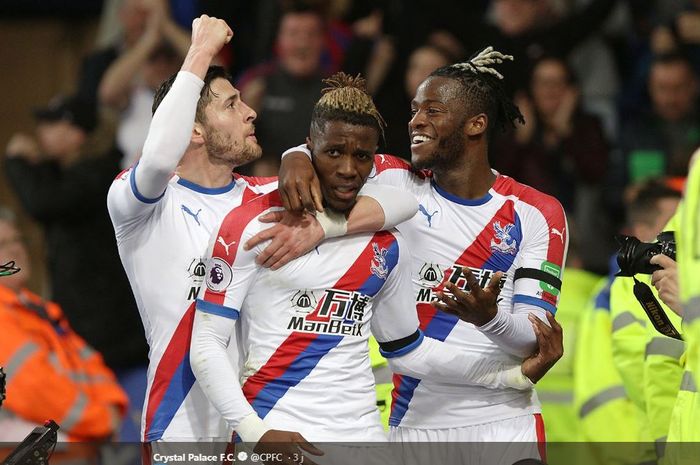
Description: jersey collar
176,176,237,195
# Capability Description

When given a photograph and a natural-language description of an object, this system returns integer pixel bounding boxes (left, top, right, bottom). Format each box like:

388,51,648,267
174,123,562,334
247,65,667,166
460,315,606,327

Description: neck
432,143,496,200
176,148,235,188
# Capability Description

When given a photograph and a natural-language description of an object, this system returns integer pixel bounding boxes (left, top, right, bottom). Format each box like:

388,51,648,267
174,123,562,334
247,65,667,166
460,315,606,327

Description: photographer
609,179,683,461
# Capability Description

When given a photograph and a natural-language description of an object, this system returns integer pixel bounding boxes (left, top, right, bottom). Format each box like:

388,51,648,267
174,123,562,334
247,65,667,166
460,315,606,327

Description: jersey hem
390,407,541,429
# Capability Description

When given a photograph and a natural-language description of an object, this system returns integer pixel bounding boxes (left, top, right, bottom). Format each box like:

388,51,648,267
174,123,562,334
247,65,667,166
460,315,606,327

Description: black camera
616,231,676,277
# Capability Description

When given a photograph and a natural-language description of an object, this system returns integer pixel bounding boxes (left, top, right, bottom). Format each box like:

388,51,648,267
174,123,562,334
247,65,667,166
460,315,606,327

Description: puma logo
550,227,564,243
181,204,202,226
418,204,439,228
217,236,236,255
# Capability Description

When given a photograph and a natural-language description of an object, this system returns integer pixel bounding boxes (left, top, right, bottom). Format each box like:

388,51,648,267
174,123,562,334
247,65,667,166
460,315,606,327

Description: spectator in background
0,207,127,443
615,53,700,193
237,3,326,176
493,56,612,273
77,0,189,108
98,0,188,168
3,95,148,441
485,0,619,103
650,0,700,73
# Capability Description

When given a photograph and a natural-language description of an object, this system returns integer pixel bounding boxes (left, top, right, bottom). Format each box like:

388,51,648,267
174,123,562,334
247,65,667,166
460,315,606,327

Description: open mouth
411,134,434,147
332,185,359,200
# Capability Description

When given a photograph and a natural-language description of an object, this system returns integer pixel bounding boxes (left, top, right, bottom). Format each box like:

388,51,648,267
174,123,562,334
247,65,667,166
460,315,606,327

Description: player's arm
107,16,233,229
434,269,549,358
370,235,536,389
190,211,322,460
245,148,420,269
440,200,569,358
279,143,420,212
189,212,264,440
135,16,232,199
245,186,418,269
191,308,322,461
192,305,321,461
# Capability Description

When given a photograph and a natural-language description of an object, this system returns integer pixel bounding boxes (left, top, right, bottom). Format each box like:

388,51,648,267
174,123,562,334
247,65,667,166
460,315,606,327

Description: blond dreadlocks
310,72,386,140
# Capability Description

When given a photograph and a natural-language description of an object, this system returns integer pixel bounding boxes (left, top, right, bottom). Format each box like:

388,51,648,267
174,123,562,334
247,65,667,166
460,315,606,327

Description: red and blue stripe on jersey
242,230,400,419
494,176,567,311
371,154,430,179
143,302,196,441
201,191,284,310
390,190,524,426
144,190,276,441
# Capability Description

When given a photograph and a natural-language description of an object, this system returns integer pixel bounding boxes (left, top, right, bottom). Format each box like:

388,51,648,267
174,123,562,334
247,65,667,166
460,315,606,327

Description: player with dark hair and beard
273,47,568,465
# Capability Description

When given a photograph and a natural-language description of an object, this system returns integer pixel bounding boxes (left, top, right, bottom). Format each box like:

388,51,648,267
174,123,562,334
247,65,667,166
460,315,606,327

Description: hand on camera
650,253,682,316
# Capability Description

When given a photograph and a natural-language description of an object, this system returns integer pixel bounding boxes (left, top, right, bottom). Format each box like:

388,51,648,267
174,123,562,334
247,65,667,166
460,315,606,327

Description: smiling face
309,121,378,213
409,76,470,171
198,78,262,167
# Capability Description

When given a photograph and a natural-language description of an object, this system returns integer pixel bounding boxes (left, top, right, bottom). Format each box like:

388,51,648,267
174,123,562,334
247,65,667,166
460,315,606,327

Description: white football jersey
108,166,277,441
197,190,420,442
368,155,568,429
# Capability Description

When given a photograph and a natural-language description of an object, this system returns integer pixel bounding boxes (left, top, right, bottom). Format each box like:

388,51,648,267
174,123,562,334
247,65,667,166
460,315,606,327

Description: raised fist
190,14,233,58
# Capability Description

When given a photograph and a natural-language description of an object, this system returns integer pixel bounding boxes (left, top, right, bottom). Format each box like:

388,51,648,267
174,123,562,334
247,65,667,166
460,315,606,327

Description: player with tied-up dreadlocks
190,71,558,465
276,47,567,464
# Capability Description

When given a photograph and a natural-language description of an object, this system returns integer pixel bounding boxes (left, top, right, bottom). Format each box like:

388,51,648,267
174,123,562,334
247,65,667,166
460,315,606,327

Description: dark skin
254,119,377,464
277,76,564,382
307,121,378,213
240,124,379,270
408,76,496,199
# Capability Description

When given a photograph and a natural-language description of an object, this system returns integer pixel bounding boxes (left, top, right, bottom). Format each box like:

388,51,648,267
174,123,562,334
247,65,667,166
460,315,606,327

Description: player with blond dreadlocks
190,71,546,464
277,47,568,463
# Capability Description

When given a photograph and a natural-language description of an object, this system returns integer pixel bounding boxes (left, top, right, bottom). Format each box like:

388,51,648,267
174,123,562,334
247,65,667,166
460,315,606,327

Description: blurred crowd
0,0,699,456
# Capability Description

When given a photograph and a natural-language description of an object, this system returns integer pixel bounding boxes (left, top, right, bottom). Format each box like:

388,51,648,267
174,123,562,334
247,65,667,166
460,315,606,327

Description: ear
305,136,314,153
466,113,488,137
191,122,205,145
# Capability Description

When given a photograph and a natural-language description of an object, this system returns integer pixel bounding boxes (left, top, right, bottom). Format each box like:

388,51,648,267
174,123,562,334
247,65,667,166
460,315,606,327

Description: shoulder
218,190,284,238
495,175,566,227
233,173,278,191
373,154,431,179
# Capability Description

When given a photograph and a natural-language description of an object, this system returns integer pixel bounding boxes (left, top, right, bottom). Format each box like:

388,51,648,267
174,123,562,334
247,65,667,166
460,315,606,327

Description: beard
205,125,262,168
412,128,465,172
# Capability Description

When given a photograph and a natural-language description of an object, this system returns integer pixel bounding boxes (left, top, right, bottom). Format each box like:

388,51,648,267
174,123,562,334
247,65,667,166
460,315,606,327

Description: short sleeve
196,201,281,319
107,165,165,239
369,233,421,349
